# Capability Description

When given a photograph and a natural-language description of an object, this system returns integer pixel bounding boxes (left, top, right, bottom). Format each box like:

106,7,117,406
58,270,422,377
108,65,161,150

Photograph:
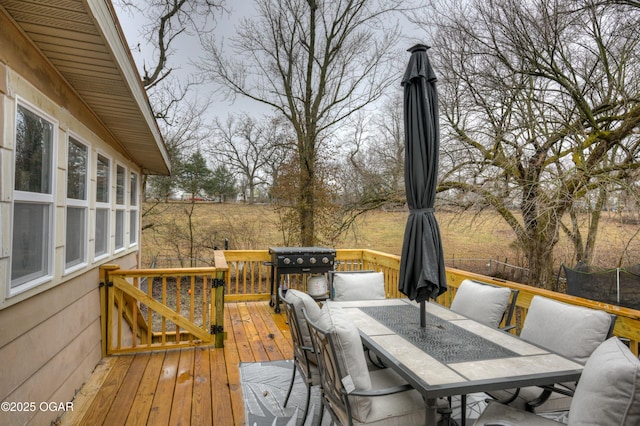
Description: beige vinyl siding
0,252,137,425
1,65,142,309
0,5,153,424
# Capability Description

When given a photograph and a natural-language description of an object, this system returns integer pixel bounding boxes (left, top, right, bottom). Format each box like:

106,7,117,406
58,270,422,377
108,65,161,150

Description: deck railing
222,249,405,301
99,251,227,355
101,249,640,356
223,249,640,355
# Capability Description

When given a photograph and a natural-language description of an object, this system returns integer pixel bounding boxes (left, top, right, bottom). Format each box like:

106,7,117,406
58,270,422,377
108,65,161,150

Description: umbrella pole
420,301,426,327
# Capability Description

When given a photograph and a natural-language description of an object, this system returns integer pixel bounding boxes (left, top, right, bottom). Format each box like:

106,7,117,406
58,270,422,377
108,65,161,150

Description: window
115,210,125,250
67,138,87,200
65,137,89,270
130,172,139,246
11,104,55,291
116,164,126,205
115,164,126,251
95,154,110,259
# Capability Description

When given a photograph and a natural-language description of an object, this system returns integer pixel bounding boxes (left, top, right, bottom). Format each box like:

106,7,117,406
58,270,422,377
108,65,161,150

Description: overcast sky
114,1,268,120
113,1,428,122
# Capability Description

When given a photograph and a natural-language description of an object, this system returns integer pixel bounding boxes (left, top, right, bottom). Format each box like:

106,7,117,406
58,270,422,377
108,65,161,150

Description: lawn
140,201,640,276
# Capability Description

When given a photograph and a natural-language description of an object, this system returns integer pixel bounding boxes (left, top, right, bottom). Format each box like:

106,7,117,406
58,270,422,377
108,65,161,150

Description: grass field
141,201,640,276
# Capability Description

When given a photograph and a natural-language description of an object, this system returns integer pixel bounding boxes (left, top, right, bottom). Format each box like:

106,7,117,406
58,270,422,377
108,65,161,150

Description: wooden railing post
213,250,228,348
214,273,225,348
99,264,120,357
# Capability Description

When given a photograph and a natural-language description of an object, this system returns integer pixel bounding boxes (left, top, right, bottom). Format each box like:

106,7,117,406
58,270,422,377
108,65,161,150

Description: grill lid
269,246,336,255
269,247,336,270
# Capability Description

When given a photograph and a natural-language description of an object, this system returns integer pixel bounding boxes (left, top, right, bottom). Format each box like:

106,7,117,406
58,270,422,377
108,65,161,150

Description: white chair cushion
333,271,386,301
568,337,640,426
361,368,426,425
326,310,373,422
450,279,511,328
486,296,613,411
474,400,562,425
478,339,640,426
487,383,575,413
520,296,612,364
284,289,323,347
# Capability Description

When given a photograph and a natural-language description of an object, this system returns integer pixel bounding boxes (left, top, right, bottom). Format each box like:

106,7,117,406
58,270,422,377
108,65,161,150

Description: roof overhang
0,0,170,175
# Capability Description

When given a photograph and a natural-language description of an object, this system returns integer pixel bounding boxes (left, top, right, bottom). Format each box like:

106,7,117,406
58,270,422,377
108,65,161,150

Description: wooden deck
60,301,292,426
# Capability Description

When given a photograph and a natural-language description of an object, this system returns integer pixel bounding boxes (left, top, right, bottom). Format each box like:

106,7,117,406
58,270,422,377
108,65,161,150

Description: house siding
0,8,147,425
0,252,136,425
0,12,143,309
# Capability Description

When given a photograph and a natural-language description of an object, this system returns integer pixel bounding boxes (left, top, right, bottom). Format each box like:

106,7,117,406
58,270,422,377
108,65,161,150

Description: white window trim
64,134,90,274
94,151,111,261
114,210,125,253
115,162,127,207
9,99,57,297
114,162,127,253
129,171,139,247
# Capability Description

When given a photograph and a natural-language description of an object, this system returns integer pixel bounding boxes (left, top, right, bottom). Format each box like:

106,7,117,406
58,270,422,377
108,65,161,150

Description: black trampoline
561,262,640,310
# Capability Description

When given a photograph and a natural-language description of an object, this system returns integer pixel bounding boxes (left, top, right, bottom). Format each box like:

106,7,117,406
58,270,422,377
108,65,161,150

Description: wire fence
445,257,530,283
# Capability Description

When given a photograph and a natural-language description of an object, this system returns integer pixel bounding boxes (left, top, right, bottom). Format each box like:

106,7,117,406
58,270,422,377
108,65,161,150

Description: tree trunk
524,236,557,290
583,187,607,264
298,147,315,246
186,201,195,267
522,195,560,290
520,164,559,289
568,208,584,262
248,180,255,204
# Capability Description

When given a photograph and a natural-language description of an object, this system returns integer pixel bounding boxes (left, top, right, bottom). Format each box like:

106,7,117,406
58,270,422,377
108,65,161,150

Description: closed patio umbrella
398,44,447,327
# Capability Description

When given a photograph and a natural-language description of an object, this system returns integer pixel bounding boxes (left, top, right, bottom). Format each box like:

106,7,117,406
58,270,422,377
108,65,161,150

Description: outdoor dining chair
302,306,450,425
328,270,386,301
450,279,519,330
327,270,389,368
486,295,617,413
279,288,323,424
448,279,519,425
474,337,640,425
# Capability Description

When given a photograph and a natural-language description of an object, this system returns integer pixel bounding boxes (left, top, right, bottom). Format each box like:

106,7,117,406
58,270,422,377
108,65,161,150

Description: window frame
9,100,57,296
64,134,90,273
94,151,111,261
129,171,139,247
114,163,127,253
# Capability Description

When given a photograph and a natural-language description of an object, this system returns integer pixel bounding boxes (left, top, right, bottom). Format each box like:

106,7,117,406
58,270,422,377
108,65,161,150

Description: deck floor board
103,352,150,425
126,351,165,425
80,355,133,425
192,347,213,426
60,301,291,426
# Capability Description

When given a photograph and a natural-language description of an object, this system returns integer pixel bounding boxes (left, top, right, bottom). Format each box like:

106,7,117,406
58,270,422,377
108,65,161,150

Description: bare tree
145,96,211,199
142,96,212,266
199,0,409,245
115,0,226,134
209,114,287,203
420,0,640,288
336,96,406,211
116,0,226,88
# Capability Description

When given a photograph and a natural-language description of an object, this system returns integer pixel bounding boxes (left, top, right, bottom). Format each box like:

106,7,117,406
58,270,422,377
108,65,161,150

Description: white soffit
0,0,170,175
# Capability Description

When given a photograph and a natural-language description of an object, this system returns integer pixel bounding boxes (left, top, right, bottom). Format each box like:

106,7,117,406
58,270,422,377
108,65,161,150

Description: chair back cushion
333,271,385,301
284,289,323,346
520,296,613,364
326,310,373,422
450,279,511,328
568,337,640,426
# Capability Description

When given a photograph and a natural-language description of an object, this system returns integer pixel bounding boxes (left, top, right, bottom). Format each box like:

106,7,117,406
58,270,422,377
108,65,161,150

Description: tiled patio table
327,299,584,425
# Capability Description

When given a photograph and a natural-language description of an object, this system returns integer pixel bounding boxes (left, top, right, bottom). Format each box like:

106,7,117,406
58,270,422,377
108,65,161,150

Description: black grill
271,246,336,272
268,247,336,312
